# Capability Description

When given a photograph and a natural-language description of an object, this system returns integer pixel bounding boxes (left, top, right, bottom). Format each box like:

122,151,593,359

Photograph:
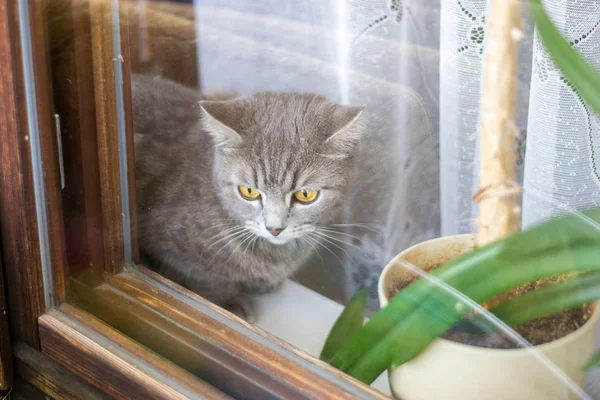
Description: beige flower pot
378,234,600,400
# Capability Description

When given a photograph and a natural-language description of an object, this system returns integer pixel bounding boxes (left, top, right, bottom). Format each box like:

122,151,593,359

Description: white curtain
522,0,600,227
191,0,599,393
194,0,440,307
440,0,533,235
439,0,600,235
191,0,600,289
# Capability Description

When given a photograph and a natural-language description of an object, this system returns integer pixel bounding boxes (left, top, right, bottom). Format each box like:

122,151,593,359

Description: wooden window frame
0,0,389,398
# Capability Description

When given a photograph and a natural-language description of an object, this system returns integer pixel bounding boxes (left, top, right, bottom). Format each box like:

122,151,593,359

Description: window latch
54,113,65,190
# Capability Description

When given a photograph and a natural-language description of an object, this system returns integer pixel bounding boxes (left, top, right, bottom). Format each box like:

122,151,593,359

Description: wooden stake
476,0,523,247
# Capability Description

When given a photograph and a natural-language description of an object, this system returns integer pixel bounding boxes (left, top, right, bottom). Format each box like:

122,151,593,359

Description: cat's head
199,92,364,245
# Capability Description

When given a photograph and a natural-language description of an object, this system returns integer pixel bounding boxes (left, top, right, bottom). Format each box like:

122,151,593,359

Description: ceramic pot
378,234,600,400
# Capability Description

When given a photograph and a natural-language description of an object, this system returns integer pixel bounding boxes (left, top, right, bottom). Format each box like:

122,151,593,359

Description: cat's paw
224,297,257,323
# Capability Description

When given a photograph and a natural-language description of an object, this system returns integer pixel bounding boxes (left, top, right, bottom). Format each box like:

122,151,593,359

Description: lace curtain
440,0,533,235
522,0,600,227
190,0,599,392
440,0,600,235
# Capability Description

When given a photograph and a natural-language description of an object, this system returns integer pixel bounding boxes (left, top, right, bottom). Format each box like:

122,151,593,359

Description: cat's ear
324,104,365,154
199,101,243,149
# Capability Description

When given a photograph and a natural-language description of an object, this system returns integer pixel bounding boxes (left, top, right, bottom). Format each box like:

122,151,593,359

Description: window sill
253,281,600,397
252,280,392,396
42,268,390,399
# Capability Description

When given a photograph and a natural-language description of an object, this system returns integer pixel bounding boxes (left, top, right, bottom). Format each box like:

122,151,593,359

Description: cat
133,74,365,320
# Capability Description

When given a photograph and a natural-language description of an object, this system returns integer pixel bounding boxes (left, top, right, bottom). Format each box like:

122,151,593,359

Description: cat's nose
266,227,284,236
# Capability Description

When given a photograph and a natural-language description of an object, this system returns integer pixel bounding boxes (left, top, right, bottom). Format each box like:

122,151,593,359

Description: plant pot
378,234,600,400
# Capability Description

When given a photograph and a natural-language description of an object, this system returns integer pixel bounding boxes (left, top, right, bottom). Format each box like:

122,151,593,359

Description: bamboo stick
475,0,523,247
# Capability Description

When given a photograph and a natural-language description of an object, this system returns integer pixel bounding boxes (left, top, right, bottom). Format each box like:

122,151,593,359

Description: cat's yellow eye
293,189,319,204
238,185,261,200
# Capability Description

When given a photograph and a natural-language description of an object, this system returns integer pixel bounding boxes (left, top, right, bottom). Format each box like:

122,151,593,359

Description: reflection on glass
43,0,600,397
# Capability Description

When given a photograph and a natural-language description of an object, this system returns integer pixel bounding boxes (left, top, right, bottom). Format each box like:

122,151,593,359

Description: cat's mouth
263,235,291,245
249,225,306,245
255,230,294,245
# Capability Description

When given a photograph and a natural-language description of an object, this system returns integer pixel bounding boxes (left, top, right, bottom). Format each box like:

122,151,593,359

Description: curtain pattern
522,0,600,227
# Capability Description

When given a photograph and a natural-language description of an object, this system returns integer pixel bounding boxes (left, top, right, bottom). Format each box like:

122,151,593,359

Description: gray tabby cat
133,75,364,320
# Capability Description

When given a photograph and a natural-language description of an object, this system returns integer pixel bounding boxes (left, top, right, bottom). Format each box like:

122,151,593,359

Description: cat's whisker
206,223,242,236
247,235,259,254
329,222,383,233
225,232,256,264
237,232,256,253
238,233,256,253
331,222,380,228
205,225,246,248
316,227,365,244
301,236,324,264
308,232,345,266
209,229,252,263
204,222,242,233
206,226,246,250
330,223,384,235
206,231,244,250
203,222,239,234
203,225,237,239
242,234,258,255
314,230,362,251
251,236,259,253
312,233,354,261
213,227,247,244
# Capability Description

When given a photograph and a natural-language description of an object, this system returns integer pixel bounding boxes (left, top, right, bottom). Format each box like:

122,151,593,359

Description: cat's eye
293,189,319,204
239,185,261,200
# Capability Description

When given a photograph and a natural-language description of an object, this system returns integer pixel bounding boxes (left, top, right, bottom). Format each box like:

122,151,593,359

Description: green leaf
320,288,367,363
329,209,600,383
585,348,600,371
453,271,600,336
486,272,600,327
530,0,600,115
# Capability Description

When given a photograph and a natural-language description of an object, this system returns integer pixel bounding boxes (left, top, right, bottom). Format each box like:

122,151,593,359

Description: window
1,0,599,399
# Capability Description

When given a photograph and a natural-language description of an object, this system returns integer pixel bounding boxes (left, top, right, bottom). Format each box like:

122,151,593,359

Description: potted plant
322,212,600,399
376,230,600,399
320,0,600,398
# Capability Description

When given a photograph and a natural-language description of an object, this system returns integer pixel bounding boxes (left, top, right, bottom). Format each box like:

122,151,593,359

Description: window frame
0,1,390,398
0,246,12,390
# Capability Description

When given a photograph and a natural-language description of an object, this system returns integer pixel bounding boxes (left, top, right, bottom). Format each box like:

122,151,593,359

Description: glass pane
42,0,600,398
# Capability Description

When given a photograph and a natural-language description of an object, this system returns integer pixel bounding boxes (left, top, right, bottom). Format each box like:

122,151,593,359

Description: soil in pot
387,269,594,350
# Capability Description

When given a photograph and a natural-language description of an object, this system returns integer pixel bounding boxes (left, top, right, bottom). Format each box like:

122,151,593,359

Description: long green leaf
329,242,501,372
356,244,600,382
487,272,600,327
585,348,600,371
329,210,600,383
530,0,600,115
320,288,367,363
454,272,600,334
